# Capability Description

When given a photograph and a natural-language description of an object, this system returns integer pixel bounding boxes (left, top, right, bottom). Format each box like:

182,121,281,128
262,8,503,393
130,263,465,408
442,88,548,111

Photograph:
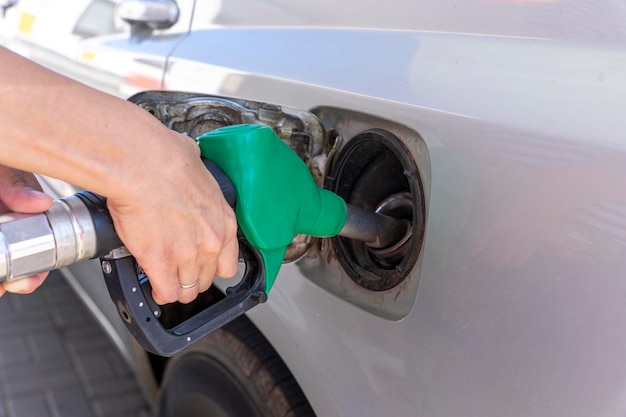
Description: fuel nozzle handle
197,124,347,291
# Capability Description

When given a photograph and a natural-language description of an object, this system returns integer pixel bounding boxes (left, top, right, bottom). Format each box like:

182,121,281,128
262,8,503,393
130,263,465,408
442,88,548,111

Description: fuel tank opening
367,192,414,268
327,129,424,292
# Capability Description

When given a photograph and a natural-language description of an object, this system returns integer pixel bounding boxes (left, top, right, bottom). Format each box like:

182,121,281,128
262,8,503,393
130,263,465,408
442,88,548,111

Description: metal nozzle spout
339,204,411,249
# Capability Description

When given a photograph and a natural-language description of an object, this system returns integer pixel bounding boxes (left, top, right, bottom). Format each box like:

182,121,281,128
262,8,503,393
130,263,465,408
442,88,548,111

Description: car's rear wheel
157,318,316,417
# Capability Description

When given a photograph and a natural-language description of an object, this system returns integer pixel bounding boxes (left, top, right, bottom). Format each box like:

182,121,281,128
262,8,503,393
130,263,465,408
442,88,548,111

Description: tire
157,318,316,417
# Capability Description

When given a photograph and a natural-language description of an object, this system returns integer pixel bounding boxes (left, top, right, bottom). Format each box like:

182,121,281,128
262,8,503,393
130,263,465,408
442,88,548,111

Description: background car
2,0,130,95
4,1,626,416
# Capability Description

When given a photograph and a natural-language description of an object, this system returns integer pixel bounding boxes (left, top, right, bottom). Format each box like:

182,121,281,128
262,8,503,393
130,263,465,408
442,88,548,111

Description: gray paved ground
0,272,153,417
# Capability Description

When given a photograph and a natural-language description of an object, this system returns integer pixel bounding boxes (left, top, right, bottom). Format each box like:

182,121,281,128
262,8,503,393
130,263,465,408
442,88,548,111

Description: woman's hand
106,133,240,305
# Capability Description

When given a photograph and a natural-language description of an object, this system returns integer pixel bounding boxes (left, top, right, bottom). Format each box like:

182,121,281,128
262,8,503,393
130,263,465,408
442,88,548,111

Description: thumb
0,167,53,213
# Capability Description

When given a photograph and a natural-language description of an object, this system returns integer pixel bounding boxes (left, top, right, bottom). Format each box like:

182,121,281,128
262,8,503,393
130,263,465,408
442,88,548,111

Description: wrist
105,127,201,205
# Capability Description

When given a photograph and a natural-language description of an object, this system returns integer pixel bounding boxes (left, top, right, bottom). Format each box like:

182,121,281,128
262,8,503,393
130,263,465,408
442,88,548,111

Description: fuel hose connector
0,192,121,282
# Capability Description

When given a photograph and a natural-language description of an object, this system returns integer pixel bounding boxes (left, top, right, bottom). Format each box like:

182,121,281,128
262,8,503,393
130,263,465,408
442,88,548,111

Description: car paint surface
4,1,626,416
161,4,626,415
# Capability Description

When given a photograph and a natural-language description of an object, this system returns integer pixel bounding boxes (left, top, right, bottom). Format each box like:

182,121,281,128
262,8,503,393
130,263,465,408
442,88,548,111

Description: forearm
0,47,186,201
0,47,239,303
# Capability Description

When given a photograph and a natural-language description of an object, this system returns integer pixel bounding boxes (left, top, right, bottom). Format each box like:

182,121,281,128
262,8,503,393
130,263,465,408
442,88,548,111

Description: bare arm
0,47,239,304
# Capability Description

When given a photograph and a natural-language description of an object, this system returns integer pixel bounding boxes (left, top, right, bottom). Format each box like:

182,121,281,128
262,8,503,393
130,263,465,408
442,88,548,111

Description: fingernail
25,188,49,199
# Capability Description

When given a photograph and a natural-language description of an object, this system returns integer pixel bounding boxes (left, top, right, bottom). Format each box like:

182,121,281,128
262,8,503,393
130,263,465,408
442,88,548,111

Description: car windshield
72,0,121,38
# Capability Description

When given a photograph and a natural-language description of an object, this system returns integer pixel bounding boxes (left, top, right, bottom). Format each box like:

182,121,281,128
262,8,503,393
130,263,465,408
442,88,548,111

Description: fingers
215,230,240,280
0,273,49,297
0,166,53,213
159,224,239,305
148,256,220,305
150,274,181,306
113,201,240,306
0,167,53,298
176,263,209,305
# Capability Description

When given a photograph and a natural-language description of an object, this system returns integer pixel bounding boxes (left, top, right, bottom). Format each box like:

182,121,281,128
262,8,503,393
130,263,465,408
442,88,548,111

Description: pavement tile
86,375,152,415
7,393,51,417
0,339,31,365
39,276,78,303
48,302,92,328
0,312,55,338
87,378,142,397
2,355,73,378
104,348,134,379
94,391,151,416
73,350,117,383
64,326,112,353
46,386,93,417
25,330,66,360
0,272,152,417
4,368,80,397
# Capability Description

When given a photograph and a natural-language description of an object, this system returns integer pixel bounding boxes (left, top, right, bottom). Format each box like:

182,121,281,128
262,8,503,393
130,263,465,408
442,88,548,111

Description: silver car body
5,1,626,416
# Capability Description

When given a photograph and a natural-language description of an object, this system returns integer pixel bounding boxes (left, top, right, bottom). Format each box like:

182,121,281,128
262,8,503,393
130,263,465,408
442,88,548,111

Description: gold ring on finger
179,280,199,289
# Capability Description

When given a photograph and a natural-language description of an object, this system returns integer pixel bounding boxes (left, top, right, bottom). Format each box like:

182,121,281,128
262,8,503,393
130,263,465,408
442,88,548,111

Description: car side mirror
116,0,179,41
1,0,17,17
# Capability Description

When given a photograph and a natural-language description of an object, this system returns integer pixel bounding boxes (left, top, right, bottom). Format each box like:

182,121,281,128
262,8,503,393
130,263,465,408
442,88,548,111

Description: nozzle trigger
101,236,266,357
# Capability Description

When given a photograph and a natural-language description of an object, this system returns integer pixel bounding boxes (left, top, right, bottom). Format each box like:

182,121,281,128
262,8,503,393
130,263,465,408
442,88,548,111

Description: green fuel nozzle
197,124,347,292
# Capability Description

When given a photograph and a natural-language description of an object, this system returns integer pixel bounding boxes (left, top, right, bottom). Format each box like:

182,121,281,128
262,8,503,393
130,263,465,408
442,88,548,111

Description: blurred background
1,0,129,94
